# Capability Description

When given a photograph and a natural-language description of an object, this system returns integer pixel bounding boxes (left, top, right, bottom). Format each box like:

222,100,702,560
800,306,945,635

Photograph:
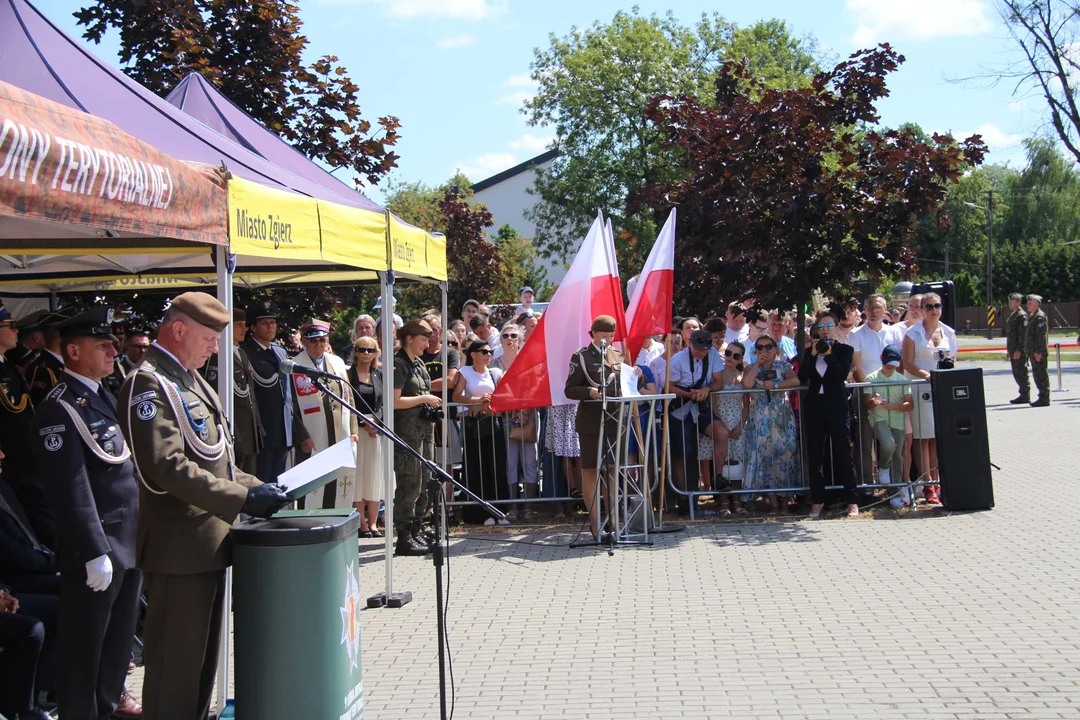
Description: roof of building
471,149,560,192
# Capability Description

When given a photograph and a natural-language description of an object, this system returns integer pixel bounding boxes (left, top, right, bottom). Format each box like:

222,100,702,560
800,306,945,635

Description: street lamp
964,194,995,339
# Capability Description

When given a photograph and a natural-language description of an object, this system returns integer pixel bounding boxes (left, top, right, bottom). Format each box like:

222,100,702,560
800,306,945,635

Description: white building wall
471,157,569,287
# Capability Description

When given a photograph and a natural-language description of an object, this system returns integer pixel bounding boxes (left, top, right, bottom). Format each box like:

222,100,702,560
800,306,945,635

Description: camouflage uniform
1024,305,1050,403
393,348,434,525
1006,302,1029,401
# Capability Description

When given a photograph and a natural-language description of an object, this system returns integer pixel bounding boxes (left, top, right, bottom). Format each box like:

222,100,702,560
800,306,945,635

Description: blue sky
43,0,1040,203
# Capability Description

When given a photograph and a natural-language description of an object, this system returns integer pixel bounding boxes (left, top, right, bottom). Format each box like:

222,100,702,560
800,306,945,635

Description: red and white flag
623,208,676,365
492,212,625,411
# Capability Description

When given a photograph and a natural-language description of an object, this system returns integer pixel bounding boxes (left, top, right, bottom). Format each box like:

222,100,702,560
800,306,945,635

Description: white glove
85,554,113,592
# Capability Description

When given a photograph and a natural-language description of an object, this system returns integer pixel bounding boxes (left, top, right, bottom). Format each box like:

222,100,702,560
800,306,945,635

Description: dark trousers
0,612,44,717
58,569,142,720
142,570,226,720
804,394,859,505
255,447,289,484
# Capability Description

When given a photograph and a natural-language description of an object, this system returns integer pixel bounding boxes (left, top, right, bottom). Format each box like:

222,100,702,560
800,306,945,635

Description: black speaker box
912,280,956,330
930,367,994,511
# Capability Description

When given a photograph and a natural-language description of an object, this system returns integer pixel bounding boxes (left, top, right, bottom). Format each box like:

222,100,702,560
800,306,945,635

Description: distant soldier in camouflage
1024,294,1050,407
1006,293,1030,404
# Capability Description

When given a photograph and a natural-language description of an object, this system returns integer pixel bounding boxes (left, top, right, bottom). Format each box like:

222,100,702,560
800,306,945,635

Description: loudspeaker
930,367,994,510
912,280,956,330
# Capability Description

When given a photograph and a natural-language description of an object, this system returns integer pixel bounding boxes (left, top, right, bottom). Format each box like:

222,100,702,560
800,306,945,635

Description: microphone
279,358,341,381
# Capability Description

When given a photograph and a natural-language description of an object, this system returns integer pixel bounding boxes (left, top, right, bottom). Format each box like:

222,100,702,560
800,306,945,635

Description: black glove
241,484,290,519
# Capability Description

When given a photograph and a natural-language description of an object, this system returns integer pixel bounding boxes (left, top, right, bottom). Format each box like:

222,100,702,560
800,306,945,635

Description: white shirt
668,347,723,421
851,322,905,378
724,325,750,345
634,341,664,368
66,369,101,394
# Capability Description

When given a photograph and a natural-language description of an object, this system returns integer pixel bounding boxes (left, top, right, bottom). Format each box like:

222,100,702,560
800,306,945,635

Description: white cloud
970,123,1023,151
847,0,993,46
456,153,518,181
503,73,535,88
390,0,505,20
436,33,476,50
495,90,533,107
508,133,554,153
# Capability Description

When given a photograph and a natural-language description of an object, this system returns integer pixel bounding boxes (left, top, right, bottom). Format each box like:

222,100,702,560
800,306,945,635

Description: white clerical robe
291,350,358,508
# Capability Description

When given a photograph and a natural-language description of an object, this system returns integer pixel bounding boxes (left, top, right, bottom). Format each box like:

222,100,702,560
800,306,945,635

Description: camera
815,338,832,355
936,350,955,370
419,405,444,423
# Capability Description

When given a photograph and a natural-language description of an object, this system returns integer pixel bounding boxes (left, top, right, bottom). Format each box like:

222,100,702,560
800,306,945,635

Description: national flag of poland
491,212,625,411
623,208,676,365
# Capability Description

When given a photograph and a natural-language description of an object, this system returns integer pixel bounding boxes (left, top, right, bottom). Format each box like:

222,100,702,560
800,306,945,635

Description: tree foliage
492,225,552,303
74,0,400,187
994,0,1080,164
634,45,988,317
524,9,821,273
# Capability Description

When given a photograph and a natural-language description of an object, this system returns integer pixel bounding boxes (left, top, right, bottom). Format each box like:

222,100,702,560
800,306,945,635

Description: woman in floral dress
741,334,800,512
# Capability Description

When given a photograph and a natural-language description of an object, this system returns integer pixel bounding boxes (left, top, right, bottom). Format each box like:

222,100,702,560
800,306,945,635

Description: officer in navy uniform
5,309,48,374
0,302,57,550
29,307,143,720
238,300,309,482
25,310,70,407
200,307,264,475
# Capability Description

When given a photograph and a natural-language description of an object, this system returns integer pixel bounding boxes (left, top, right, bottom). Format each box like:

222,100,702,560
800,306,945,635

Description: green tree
523,9,821,273
491,225,551,305
636,47,987,327
75,0,400,187
997,137,1080,246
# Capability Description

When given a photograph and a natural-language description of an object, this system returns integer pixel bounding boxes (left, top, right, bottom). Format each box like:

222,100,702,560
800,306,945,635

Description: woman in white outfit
348,335,387,537
901,293,957,505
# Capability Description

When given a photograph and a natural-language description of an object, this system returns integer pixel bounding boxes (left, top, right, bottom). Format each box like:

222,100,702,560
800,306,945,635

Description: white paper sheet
276,436,357,499
619,363,642,397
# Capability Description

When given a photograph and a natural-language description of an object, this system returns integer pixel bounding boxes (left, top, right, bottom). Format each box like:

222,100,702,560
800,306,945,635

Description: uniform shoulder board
44,382,67,403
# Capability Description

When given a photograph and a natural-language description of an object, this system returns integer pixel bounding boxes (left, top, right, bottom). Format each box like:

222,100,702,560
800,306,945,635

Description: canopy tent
1,3,448,704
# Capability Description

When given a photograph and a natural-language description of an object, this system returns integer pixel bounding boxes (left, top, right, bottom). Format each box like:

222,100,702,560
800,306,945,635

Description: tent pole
440,282,449,537
214,245,234,715
381,271,396,600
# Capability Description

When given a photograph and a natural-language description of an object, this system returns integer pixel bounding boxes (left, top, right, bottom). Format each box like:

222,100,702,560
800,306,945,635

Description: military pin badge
76,396,87,407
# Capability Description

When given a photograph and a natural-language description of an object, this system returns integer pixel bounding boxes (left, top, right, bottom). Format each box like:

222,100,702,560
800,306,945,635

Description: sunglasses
924,303,943,311
816,322,835,329
755,344,776,352
447,341,459,347
724,349,743,360
355,347,377,354
475,348,492,355
501,333,519,339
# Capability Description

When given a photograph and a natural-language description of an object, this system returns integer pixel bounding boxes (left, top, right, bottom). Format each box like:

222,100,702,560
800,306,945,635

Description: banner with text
227,176,322,260
0,81,227,246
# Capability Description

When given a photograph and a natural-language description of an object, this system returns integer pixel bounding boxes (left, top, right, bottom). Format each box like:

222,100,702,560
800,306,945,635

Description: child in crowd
863,344,914,508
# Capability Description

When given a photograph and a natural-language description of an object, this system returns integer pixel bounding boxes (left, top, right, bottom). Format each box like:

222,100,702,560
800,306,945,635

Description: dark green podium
231,509,363,720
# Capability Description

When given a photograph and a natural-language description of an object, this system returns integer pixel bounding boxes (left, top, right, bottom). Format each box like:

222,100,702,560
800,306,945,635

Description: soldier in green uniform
118,292,289,720
1024,294,1051,406
1006,292,1030,404
564,315,623,541
392,319,443,557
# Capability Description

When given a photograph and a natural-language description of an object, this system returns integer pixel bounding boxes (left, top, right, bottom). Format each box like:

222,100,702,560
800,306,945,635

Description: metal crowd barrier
436,377,943,523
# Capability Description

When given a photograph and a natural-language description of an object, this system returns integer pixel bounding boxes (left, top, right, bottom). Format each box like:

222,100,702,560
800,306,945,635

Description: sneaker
878,469,891,485
497,517,511,526
483,517,496,526
890,497,904,509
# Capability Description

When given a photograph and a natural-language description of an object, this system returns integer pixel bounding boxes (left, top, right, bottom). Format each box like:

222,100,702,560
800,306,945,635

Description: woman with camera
798,310,859,519
901,292,957,505
453,340,508,525
742,335,800,514
392,319,443,556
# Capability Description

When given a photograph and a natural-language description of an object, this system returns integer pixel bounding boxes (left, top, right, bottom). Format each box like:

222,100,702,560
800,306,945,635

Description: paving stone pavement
127,361,1080,719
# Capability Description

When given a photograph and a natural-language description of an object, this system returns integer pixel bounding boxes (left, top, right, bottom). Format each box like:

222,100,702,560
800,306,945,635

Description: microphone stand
311,377,503,720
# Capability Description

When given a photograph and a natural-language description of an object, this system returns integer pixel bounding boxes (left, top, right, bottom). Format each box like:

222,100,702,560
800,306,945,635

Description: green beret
591,315,617,333
170,292,231,332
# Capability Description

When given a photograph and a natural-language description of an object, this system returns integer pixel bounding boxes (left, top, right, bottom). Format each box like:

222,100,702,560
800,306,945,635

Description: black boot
1030,397,1050,407
395,524,429,556
1009,395,1030,404
412,520,437,548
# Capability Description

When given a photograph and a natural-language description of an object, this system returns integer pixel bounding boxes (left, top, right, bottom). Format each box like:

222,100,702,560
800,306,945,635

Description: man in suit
199,308,263,475
29,307,143,720
239,300,309,483
0,302,56,550
118,292,289,720
26,311,70,407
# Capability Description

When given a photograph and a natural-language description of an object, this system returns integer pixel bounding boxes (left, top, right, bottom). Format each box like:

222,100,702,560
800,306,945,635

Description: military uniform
1025,303,1050,405
102,358,127,397
119,342,261,720
26,348,64,407
31,356,141,719
1006,301,1029,402
200,345,264,476
564,342,624,470
393,347,434,527
0,343,55,550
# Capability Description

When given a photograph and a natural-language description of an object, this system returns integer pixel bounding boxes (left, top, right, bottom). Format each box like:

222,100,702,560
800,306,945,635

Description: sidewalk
131,361,1080,719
